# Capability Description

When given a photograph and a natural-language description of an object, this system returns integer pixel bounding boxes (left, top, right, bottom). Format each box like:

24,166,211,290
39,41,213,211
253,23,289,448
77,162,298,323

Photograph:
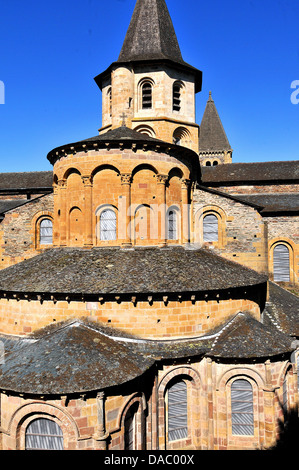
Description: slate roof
0,311,294,395
47,126,199,170
263,282,299,337
0,319,156,395
235,193,299,214
201,161,299,185
198,92,232,153
94,0,202,92
208,312,294,359
0,171,53,192
118,0,183,64
0,246,267,297
0,199,29,215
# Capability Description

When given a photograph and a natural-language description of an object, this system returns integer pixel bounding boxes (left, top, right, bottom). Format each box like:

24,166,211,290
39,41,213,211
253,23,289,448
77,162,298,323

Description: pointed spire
118,0,183,63
198,92,231,152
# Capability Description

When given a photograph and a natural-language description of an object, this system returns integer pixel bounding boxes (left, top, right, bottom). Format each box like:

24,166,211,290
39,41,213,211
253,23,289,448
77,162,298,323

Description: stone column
157,174,168,247
181,179,190,245
93,392,109,450
58,179,67,246
82,175,93,247
120,173,132,247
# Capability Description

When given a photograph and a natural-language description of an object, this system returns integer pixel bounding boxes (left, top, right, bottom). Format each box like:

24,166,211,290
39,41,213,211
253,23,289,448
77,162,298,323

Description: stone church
0,0,298,451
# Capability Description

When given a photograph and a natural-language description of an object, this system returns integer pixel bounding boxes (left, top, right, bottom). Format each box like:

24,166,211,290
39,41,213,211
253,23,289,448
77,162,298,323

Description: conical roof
118,0,183,63
95,0,202,92
199,92,231,152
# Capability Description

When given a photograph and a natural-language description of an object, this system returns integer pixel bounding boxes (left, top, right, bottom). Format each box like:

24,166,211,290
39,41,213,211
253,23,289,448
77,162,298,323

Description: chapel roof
208,312,294,359
0,311,294,395
198,92,232,153
46,125,200,172
0,246,267,298
201,160,299,185
263,282,299,337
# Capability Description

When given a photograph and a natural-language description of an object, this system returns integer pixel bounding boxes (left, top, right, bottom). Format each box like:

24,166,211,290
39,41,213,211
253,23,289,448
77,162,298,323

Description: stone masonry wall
0,194,54,269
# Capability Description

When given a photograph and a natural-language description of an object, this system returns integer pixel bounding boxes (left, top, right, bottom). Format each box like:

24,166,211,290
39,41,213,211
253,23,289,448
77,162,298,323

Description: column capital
157,174,168,185
82,175,92,186
120,173,132,185
181,178,190,189
58,179,66,188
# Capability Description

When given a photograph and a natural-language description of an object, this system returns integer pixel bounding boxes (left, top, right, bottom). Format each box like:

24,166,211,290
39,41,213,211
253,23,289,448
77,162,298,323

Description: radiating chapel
0,0,298,451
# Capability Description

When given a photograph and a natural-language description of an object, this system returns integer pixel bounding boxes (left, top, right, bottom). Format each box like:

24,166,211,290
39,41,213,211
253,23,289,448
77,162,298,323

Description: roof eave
94,59,203,93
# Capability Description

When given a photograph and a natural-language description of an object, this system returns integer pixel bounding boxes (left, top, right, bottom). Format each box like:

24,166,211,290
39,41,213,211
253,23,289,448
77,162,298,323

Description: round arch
8,402,79,450
269,238,295,284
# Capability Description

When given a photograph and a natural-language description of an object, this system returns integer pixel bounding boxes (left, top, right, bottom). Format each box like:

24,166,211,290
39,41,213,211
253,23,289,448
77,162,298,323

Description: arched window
167,380,188,442
25,418,63,450
172,127,190,146
40,219,53,245
167,209,178,241
100,209,117,241
231,379,254,436
173,82,182,112
273,244,290,282
206,161,211,166
213,161,219,166
124,403,139,450
203,214,218,242
107,87,112,117
142,81,152,109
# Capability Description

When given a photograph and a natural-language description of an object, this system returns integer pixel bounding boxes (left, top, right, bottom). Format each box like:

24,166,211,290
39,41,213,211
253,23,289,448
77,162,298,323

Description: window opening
40,219,53,245
100,209,116,241
173,83,182,112
124,403,139,450
25,418,63,450
142,82,152,109
168,381,188,442
203,214,218,242
167,210,178,240
231,379,254,436
273,244,290,282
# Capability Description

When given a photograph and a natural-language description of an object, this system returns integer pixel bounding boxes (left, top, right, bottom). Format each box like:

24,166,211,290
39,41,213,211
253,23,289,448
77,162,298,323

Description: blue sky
0,0,298,172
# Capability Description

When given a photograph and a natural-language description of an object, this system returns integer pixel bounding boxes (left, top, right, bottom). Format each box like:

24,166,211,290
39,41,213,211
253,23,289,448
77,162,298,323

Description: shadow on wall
268,405,299,450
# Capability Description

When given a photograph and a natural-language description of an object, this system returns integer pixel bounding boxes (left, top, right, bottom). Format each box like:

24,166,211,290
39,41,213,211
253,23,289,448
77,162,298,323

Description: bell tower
94,0,202,153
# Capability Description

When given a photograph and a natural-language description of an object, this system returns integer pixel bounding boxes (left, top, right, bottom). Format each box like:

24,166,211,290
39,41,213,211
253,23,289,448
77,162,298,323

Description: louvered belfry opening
167,381,188,442
273,244,290,282
231,379,254,436
142,82,152,109
173,83,182,112
25,418,64,450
